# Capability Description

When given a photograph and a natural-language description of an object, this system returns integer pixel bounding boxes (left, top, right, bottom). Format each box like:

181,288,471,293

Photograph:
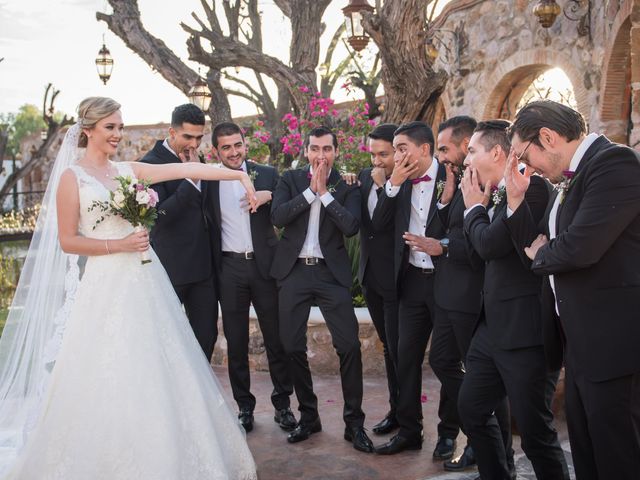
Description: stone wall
433,0,640,148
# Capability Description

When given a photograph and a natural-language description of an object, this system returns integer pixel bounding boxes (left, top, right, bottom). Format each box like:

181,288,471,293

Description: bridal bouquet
89,175,161,264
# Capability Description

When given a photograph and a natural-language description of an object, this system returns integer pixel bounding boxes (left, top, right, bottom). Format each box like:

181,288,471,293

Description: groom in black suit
141,104,218,360
505,100,640,480
371,122,459,457
357,123,400,435
432,116,513,475
209,122,294,433
458,120,568,480
270,126,374,453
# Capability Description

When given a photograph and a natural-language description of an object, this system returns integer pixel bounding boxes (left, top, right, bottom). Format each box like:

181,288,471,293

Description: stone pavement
212,366,574,480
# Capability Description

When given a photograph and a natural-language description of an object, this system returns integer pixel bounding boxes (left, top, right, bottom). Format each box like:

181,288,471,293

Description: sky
0,0,372,125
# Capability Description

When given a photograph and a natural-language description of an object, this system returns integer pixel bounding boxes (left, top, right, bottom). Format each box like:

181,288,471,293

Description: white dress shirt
219,161,254,254
547,132,599,312
385,160,439,269
162,139,201,191
367,182,382,219
300,168,335,259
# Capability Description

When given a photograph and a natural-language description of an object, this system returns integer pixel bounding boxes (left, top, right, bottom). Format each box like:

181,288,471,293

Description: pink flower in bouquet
147,188,159,208
135,183,145,191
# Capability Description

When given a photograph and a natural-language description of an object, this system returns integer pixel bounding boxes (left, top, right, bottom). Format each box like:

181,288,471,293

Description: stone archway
479,49,589,121
599,2,633,145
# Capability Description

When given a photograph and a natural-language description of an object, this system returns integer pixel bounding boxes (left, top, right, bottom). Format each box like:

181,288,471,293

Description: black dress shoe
444,444,476,471
274,407,297,431
372,413,399,435
238,408,254,433
473,465,516,480
432,436,456,460
344,426,374,453
374,434,423,455
287,417,322,443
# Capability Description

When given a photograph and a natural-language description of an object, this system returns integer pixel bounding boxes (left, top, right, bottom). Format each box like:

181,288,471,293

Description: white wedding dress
4,162,257,480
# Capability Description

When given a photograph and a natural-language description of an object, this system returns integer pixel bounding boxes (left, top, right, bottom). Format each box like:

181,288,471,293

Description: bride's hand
239,173,258,213
118,230,150,252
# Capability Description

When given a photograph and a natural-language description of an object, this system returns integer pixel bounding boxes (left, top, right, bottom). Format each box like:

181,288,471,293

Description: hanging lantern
533,0,562,28
188,76,212,112
342,0,375,52
95,42,114,85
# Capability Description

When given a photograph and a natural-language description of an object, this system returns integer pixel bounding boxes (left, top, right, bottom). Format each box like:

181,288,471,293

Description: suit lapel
425,163,445,232
320,169,341,225
211,180,222,227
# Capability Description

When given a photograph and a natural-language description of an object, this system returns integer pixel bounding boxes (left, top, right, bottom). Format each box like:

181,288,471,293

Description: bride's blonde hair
77,96,121,147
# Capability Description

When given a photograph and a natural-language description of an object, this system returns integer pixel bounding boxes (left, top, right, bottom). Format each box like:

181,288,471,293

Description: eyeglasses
514,139,534,163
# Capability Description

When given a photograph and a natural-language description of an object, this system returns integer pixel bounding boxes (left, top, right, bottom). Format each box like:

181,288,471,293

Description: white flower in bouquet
113,190,126,208
136,190,151,205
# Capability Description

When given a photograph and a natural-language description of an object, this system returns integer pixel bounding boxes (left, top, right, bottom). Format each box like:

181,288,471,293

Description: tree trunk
366,0,448,124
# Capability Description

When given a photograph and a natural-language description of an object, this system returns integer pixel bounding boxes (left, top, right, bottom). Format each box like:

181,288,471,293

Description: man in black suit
270,126,374,453
504,100,640,480
209,122,294,433
458,120,569,480
433,116,512,474
371,122,458,457
141,104,218,360
358,123,400,435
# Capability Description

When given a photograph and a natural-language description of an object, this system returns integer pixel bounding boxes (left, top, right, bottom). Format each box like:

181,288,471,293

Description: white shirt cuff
303,188,316,204
463,203,485,218
186,178,201,191
320,192,335,207
385,180,400,198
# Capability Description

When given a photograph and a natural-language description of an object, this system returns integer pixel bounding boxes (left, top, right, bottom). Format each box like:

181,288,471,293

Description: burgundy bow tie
307,171,313,179
411,174,431,185
562,170,575,179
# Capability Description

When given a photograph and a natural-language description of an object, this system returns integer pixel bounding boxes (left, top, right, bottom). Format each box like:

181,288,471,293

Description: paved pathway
212,366,573,479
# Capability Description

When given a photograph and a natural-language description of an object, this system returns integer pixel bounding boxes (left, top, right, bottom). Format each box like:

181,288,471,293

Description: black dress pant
219,256,292,412
565,365,640,480
362,268,399,418
430,305,513,460
174,275,218,361
396,266,458,441
278,262,365,428
459,320,569,480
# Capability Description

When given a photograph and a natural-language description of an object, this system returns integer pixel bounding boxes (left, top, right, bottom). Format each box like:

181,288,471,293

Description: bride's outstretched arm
129,161,258,211
56,169,150,256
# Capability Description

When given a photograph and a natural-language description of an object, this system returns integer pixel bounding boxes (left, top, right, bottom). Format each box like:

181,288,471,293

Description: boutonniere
248,169,258,183
555,170,577,203
491,185,506,206
436,180,446,200
327,178,343,194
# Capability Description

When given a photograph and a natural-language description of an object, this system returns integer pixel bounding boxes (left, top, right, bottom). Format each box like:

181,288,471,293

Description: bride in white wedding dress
0,97,258,479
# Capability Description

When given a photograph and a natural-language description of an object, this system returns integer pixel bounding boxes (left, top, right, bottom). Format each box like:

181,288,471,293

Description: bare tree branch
0,84,74,200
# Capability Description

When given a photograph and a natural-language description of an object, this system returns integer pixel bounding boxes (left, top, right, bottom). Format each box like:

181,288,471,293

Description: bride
0,97,258,479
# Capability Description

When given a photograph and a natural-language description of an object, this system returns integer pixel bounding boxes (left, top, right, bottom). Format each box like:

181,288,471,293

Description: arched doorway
489,66,577,121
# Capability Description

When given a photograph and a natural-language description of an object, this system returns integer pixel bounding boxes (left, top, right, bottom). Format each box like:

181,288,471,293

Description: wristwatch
439,238,450,256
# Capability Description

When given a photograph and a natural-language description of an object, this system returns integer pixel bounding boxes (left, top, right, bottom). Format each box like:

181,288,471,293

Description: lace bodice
68,162,135,240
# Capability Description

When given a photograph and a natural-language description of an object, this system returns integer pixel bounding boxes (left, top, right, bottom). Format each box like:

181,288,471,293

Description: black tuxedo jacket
434,188,484,314
357,168,395,291
463,175,549,350
140,140,214,286
209,161,280,280
270,167,361,288
506,135,640,381
371,162,447,287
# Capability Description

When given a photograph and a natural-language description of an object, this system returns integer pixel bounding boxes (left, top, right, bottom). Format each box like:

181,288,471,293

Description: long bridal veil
0,124,81,475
